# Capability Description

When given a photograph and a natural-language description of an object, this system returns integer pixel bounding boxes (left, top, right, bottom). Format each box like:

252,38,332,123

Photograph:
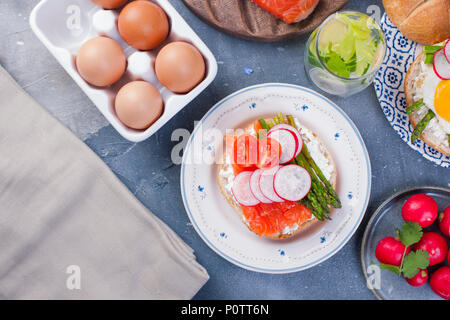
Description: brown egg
155,42,206,93
115,81,164,130
76,37,126,87
118,0,169,50
92,0,128,9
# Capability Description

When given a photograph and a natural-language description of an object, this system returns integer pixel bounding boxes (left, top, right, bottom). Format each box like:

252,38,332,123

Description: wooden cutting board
182,0,350,42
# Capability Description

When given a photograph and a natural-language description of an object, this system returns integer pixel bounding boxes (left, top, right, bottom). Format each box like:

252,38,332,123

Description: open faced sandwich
404,40,450,156
217,113,341,239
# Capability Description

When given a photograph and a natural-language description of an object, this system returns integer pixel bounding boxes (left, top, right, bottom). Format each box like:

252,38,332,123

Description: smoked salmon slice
251,0,320,24
242,202,312,237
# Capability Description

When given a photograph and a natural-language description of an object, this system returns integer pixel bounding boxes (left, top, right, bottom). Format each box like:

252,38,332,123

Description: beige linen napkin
0,65,209,299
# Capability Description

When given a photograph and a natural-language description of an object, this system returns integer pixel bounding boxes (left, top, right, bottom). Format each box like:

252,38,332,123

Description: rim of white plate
180,83,372,273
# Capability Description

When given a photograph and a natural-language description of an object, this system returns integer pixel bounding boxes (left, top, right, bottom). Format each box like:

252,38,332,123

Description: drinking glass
304,10,386,97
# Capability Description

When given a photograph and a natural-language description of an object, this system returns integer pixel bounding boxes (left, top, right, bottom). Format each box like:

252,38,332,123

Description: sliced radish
270,124,303,157
250,169,273,204
231,171,260,206
433,49,450,80
267,129,298,164
259,166,284,203
273,165,311,201
444,39,450,64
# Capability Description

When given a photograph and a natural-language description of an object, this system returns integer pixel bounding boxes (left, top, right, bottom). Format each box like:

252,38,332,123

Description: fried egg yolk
435,80,450,122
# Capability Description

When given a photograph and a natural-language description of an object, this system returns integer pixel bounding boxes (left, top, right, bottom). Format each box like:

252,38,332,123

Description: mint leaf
398,221,423,247
402,250,430,279
325,52,350,78
379,263,401,275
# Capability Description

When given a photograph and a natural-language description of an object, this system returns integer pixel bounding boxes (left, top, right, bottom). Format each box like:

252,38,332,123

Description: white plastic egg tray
30,0,218,142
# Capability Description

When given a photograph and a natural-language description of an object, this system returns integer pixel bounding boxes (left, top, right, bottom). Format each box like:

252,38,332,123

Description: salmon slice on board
251,0,320,24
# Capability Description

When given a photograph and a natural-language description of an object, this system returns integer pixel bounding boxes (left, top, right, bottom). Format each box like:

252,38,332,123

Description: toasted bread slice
404,52,450,156
217,118,337,240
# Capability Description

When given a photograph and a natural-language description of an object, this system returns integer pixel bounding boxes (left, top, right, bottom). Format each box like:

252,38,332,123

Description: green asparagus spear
300,198,314,212
425,54,434,65
277,112,284,124
286,115,342,208
257,119,269,139
273,115,282,125
406,99,424,114
424,45,444,53
293,145,338,209
258,118,270,131
423,46,443,65
273,116,280,125
274,115,328,220
302,144,342,208
305,191,325,221
296,153,330,217
411,110,435,143
299,151,341,209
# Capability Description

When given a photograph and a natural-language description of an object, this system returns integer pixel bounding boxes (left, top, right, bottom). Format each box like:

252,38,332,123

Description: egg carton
30,0,218,142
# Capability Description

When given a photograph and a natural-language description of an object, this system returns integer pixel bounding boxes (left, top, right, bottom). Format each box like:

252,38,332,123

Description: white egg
422,67,450,134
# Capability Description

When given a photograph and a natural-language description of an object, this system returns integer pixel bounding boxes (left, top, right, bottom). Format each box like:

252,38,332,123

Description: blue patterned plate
180,83,371,273
375,14,450,168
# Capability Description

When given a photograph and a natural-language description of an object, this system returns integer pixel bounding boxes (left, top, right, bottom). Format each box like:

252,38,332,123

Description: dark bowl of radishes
361,186,450,300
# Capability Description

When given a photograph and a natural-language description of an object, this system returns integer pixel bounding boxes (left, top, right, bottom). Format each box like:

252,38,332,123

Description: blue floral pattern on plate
375,14,450,168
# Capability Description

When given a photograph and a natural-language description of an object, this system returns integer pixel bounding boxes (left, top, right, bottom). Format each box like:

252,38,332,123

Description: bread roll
383,0,450,44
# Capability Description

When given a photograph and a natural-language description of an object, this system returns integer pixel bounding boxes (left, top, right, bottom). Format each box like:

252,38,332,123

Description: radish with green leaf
377,222,430,280
406,269,428,287
414,232,448,266
376,237,410,266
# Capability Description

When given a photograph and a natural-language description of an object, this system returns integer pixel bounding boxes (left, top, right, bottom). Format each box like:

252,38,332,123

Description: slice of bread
404,52,450,156
217,119,337,240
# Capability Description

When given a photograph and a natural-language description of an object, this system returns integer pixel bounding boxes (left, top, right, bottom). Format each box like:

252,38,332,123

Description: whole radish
438,206,450,238
414,232,448,266
375,236,410,266
406,269,428,287
401,194,438,228
430,266,450,300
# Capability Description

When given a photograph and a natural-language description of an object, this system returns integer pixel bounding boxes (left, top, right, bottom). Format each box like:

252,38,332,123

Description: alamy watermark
66,265,81,290
66,5,83,37
366,264,381,290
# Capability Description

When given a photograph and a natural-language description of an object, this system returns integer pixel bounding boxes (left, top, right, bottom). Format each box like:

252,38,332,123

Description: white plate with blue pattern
375,14,450,168
180,83,371,273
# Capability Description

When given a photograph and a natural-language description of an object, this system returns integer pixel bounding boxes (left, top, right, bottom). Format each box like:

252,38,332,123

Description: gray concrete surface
1,0,448,300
